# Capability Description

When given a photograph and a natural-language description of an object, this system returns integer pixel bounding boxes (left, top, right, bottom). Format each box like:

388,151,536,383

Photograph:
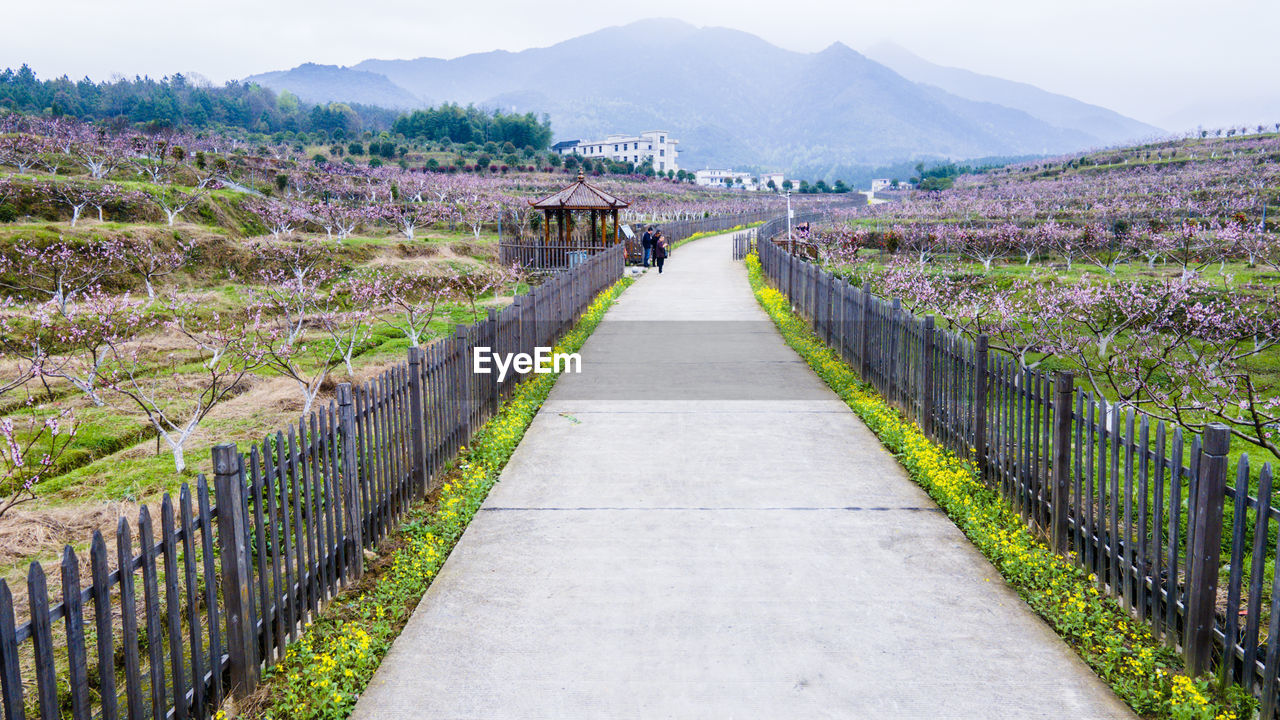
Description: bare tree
120,237,193,300
0,235,124,315
106,305,261,472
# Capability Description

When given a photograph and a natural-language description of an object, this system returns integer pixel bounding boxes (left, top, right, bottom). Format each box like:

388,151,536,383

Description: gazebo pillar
612,209,620,244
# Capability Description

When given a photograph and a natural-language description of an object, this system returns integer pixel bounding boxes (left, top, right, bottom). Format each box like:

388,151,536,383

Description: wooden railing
0,245,625,720
757,236,1280,716
501,209,777,269
731,229,756,260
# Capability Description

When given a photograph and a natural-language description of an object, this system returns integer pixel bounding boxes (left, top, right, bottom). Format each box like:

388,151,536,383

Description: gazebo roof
529,171,630,210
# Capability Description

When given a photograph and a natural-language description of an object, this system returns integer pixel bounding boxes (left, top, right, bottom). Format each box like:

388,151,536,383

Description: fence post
973,335,990,478
1184,424,1230,675
787,250,795,303
858,290,870,381
890,298,902,407
921,315,934,435
527,288,538,351
212,443,257,696
511,296,525,362
1051,371,1074,554
406,349,427,499
823,271,834,344
486,308,500,413
335,384,364,579
455,325,472,440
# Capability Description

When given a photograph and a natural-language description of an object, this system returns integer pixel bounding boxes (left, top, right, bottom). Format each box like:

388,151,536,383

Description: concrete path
352,233,1133,719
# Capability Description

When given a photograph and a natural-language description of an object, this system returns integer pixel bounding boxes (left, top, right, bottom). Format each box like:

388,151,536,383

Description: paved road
352,232,1133,719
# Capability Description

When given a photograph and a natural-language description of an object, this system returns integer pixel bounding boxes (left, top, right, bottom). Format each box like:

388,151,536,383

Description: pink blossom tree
379,199,442,241
0,236,124,315
127,132,185,183
0,297,78,513
250,199,308,239
86,184,146,223
48,182,94,227
150,183,210,227
313,200,369,241
35,290,153,407
1044,280,1280,457
0,133,42,174
106,304,262,472
249,268,345,415
73,132,127,179
348,271,452,348
120,237,193,300
0,398,76,518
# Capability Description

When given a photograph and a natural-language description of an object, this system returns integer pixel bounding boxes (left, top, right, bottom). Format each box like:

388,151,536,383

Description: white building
695,169,785,192
553,131,679,173
870,178,895,192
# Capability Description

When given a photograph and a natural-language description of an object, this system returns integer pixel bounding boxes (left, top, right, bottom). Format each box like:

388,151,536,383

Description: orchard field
0,113,791,590
802,130,1280,465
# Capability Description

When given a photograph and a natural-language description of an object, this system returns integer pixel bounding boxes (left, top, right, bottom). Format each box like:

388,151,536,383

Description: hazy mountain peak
611,17,699,33
865,41,1163,141
247,19,1160,175
820,40,858,55
246,62,423,109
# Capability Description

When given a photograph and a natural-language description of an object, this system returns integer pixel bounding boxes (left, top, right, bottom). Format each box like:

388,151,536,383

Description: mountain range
246,19,1163,178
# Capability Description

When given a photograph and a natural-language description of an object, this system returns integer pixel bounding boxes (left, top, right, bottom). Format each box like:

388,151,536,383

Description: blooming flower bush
251,277,634,720
745,251,1253,720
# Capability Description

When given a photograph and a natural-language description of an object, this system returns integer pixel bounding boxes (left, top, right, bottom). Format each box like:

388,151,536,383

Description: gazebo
530,171,630,248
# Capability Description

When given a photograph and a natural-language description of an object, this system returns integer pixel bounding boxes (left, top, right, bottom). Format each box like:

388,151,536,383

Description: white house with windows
870,178,895,192
695,169,785,192
552,131,679,173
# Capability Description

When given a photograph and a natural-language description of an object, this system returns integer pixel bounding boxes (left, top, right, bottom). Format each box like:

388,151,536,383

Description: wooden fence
756,236,1280,715
500,210,777,270
731,229,756,260
497,241,610,271
0,244,625,720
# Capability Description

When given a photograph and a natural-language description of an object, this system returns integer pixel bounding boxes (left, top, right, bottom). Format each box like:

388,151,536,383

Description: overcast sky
4,0,1276,130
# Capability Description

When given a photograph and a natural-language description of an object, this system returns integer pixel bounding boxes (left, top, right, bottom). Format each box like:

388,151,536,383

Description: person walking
652,231,669,274
640,225,655,267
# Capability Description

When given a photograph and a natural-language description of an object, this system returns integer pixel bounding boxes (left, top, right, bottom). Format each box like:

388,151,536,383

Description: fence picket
116,517,144,720
196,474,223,707
1153,421,1168,640
1222,455,1251,686
248,446,273,665
161,496,189,720
1166,429,1184,648
1137,415,1151,623
0,579,21,720
27,562,57,720
1244,464,1275,689
179,485,207,718
60,546,91,720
